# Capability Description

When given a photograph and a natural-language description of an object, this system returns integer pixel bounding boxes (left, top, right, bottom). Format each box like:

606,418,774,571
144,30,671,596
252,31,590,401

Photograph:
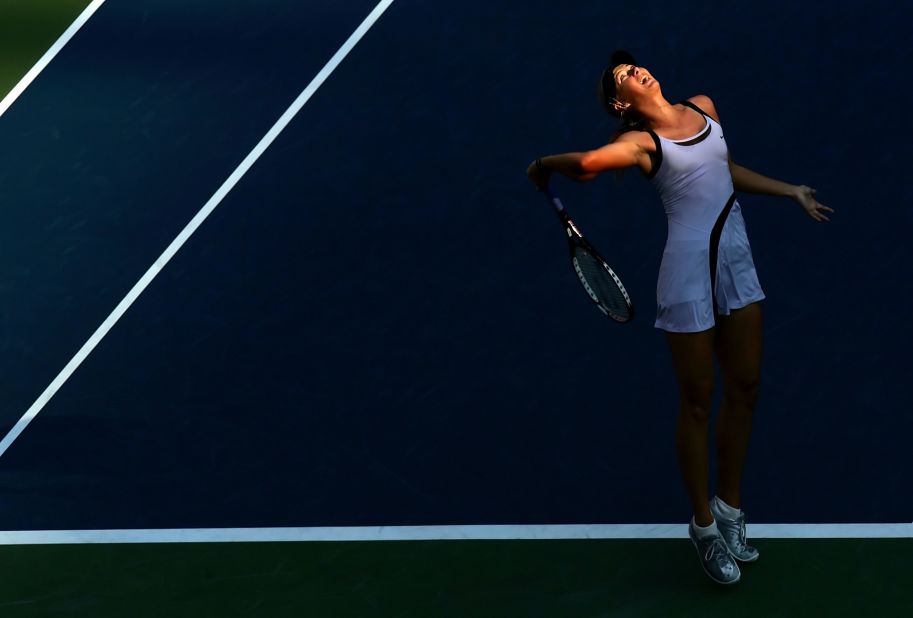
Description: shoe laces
704,537,731,564
737,518,747,545
718,509,748,548
723,513,748,548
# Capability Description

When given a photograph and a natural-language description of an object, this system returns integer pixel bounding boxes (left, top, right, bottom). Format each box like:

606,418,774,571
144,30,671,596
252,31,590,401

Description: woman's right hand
527,158,550,191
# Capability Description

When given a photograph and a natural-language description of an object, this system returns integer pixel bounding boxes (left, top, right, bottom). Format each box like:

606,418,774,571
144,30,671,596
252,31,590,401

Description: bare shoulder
687,94,722,123
614,129,657,152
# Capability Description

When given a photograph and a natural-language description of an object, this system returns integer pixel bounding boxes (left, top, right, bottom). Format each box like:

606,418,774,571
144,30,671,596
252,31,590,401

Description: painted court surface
0,1,910,615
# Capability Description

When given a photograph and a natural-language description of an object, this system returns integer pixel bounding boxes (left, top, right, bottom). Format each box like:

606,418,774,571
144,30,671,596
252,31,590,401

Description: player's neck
639,97,681,131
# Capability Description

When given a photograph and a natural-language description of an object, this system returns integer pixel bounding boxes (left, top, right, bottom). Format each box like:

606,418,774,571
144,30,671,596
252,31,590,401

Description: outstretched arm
730,160,833,222
689,94,834,223
527,135,648,191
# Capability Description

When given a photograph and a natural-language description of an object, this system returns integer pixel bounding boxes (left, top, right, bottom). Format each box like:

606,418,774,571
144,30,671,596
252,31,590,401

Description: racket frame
543,189,634,322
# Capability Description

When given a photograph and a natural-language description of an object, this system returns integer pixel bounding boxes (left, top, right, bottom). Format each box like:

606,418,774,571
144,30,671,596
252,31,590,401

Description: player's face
612,64,658,102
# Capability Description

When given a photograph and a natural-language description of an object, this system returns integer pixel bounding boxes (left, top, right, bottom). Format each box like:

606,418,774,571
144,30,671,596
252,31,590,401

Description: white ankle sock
713,496,742,517
691,517,718,539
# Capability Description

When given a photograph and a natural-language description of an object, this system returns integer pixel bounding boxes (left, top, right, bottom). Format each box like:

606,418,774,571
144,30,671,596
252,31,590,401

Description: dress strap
644,130,663,180
680,99,709,117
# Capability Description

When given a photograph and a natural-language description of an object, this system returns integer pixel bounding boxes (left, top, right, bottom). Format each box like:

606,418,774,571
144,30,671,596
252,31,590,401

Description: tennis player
527,50,832,585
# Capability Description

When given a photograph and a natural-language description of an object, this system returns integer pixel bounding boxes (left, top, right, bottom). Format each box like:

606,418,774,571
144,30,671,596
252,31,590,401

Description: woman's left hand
793,185,833,222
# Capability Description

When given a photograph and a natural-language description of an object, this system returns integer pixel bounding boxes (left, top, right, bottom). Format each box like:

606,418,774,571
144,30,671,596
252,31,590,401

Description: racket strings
573,248,632,321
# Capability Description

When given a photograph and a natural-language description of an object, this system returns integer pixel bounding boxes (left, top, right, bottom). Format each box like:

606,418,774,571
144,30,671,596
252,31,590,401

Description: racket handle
542,188,566,215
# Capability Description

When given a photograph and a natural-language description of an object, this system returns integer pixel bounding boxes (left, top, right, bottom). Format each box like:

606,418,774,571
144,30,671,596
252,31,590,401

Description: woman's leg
713,303,763,508
665,328,717,526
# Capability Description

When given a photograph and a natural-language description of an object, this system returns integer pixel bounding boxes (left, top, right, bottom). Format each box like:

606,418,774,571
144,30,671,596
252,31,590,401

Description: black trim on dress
645,130,663,179
709,193,738,316
673,123,712,146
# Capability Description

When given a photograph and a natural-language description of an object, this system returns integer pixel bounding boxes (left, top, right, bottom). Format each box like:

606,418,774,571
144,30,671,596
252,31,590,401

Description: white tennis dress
646,101,765,333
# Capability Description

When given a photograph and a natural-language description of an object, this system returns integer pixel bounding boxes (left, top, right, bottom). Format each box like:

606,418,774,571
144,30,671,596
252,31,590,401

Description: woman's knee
724,377,760,409
679,380,715,423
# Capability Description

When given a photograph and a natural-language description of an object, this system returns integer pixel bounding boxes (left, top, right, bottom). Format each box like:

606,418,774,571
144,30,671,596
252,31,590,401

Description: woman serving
527,50,832,585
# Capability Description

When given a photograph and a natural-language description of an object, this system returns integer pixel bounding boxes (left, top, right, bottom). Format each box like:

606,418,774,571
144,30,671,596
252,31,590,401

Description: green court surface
0,539,910,616
0,0,91,96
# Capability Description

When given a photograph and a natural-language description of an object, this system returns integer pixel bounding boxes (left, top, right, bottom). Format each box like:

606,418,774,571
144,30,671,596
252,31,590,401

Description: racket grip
543,189,566,214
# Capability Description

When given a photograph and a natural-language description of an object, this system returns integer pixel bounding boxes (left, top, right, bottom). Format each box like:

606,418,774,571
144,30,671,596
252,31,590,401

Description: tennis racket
543,188,634,322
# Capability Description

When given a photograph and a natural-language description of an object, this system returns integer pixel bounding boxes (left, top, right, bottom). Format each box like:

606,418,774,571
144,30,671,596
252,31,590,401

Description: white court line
0,0,395,459
0,0,108,119
0,524,911,545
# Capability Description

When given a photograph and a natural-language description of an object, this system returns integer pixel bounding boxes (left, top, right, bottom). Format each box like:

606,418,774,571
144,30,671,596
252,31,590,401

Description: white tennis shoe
709,496,760,563
688,521,741,585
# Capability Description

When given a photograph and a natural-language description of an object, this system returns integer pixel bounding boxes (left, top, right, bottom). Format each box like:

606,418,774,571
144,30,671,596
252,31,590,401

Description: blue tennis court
0,0,910,614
